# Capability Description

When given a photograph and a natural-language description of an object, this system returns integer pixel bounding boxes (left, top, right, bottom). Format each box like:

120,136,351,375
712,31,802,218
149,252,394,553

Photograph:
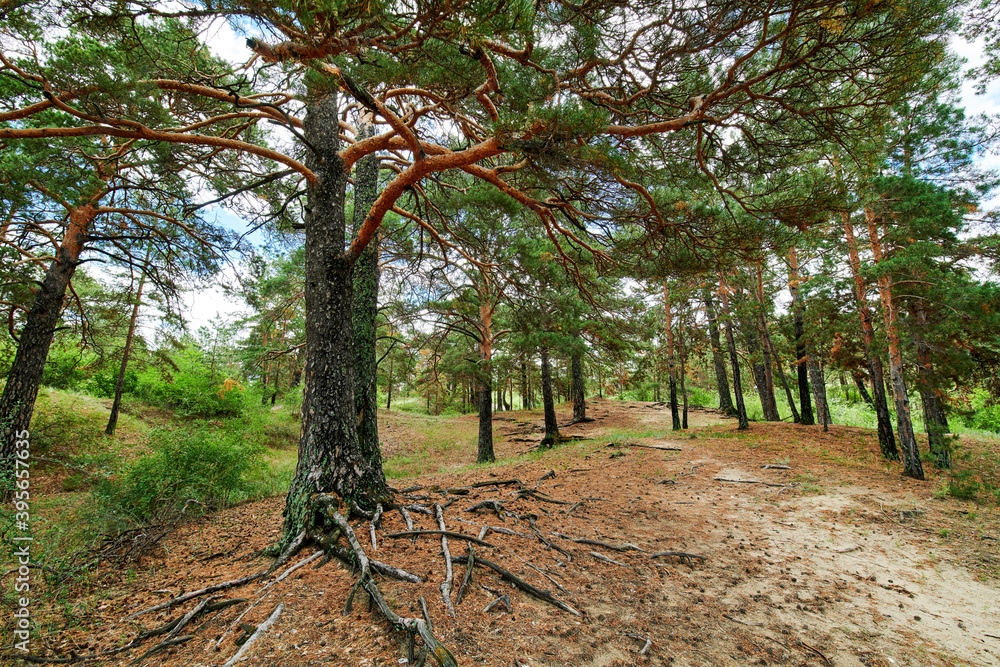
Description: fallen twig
589,551,627,566
125,572,266,619
649,551,707,567
221,603,283,667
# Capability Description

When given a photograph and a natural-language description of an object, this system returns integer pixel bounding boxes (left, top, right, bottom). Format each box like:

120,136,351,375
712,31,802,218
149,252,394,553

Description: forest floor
11,398,1000,667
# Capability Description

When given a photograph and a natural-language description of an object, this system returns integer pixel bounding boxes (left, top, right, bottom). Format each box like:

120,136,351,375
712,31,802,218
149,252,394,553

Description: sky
181,19,1000,332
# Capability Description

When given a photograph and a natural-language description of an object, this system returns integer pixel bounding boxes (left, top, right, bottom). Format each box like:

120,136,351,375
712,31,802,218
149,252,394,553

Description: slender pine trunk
866,207,922,479
788,247,814,425
843,212,899,460
571,336,586,422
913,302,950,468
663,282,680,430
719,272,749,430
703,288,735,415
539,347,560,447
106,243,152,436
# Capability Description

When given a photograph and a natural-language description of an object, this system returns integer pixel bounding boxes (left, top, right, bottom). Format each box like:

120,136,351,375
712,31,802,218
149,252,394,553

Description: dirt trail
18,399,1000,667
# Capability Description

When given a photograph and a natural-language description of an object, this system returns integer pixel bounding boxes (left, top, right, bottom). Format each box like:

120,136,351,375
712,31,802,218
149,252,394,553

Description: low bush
94,426,264,528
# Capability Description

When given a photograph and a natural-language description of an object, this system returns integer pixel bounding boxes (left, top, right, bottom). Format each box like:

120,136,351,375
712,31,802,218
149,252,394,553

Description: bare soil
12,399,1000,667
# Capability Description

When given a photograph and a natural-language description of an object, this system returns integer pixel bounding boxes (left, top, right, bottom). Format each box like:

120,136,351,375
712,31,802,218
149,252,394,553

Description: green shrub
687,386,714,407
94,427,264,527
132,346,244,417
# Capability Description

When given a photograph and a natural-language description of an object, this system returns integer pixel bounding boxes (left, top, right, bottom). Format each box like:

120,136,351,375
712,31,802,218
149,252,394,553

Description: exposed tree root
221,602,284,667
453,554,581,616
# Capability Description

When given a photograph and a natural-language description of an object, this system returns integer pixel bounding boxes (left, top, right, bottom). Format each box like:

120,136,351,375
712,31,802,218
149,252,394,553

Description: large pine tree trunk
913,302,950,468
663,282,681,430
106,244,151,436
843,212,899,461
788,247,814,425
771,344,800,423
539,347,560,447
866,207,923,479
808,358,831,427
281,93,389,546
352,115,381,463
2,204,96,488
718,272,749,430
702,288,735,415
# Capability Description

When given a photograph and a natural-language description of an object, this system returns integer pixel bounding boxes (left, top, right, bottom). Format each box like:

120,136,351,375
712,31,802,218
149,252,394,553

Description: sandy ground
9,398,1000,666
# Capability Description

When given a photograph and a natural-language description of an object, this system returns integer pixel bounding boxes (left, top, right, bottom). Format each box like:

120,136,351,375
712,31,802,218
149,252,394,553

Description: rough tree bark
702,287,736,416
280,92,390,548
352,114,381,465
663,282,681,430
842,212,899,461
105,242,151,436
539,347,560,447
718,272,749,430
787,247,814,425
808,358,831,428
913,302,951,468
1,204,97,489
865,207,923,479
477,303,495,463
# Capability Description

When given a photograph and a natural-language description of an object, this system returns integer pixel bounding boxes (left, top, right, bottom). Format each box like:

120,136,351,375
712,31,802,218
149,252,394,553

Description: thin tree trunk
663,281,681,430
386,356,393,410
2,204,97,487
703,288,735,415
478,369,494,463
771,344,800,424
520,360,529,410
539,347,560,447
852,372,874,406
106,243,152,436
753,262,781,421
843,212,899,461
281,93,389,549
571,336,586,423
866,206,922,479
788,247,814,425
913,302,950,468
678,311,688,429
718,272,749,430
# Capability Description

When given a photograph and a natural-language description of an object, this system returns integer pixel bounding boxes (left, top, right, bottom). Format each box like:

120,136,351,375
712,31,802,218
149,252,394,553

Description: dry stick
527,516,573,561
125,571,266,619
435,504,456,617
516,488,572,505
166,594,218,639
513,554,573,598
589,551,627,566
477,525,489,541
626,442,682,451
565,501,584,516
327,511,458,667
713,477,787,488
626,632,653,655
385,530,495,547
468,478,524,489
649,551,707,567
572,538,647,553
455,544,476,605
465,499,505,514
535,470,556,484
484,594,512,613
453,555,581,617
406,503,435,515
221,602,284,667
129,635,193,666
399,505,414,531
